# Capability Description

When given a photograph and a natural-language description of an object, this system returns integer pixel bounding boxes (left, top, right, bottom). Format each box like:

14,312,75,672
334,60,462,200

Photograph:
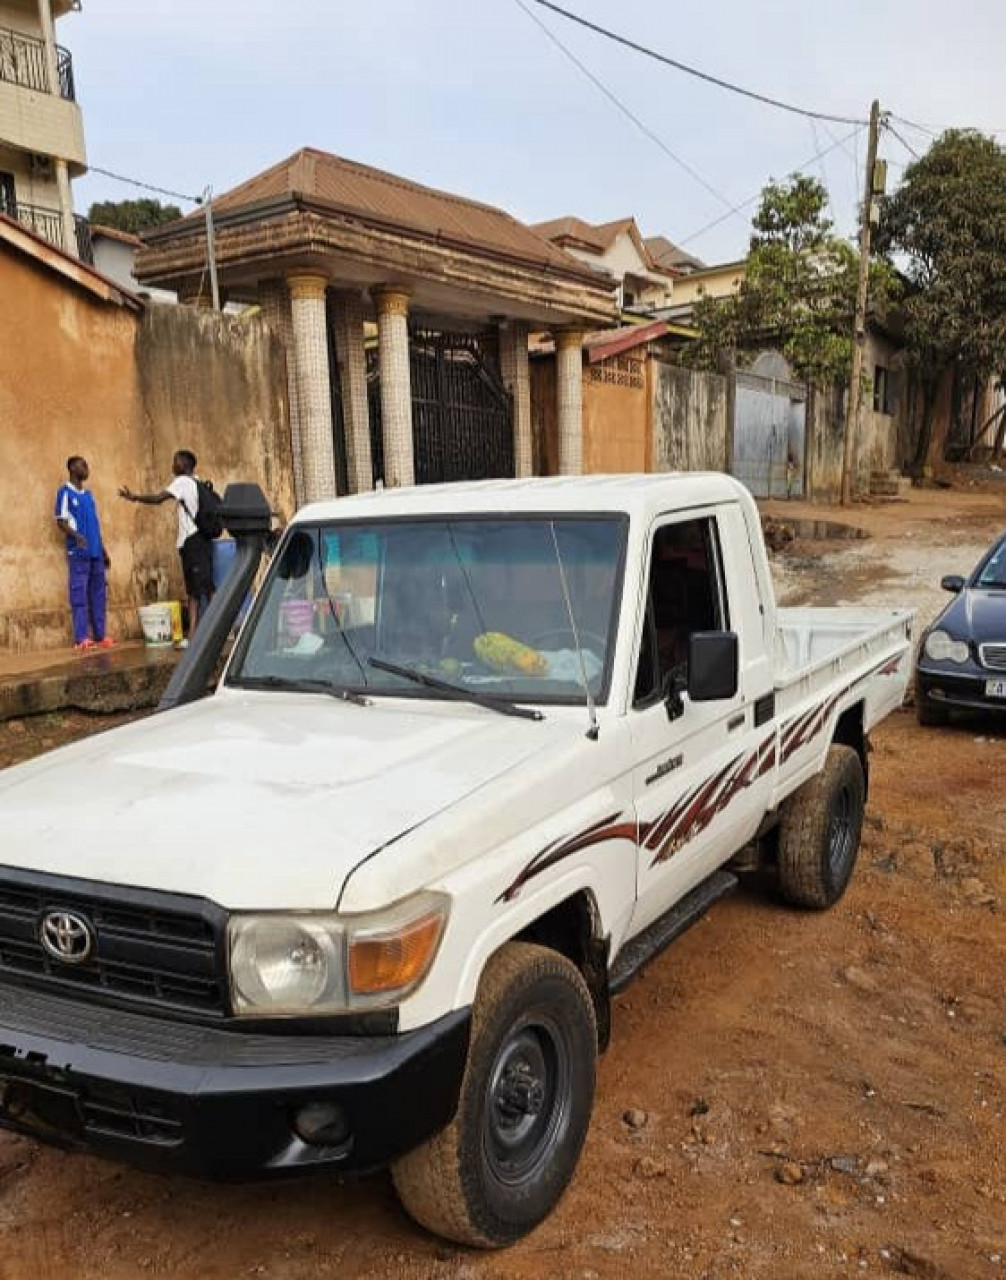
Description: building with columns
0,0,88,260
135,148,617,502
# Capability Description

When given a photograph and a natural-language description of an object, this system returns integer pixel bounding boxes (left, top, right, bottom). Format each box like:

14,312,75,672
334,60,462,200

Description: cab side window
634,517,728,706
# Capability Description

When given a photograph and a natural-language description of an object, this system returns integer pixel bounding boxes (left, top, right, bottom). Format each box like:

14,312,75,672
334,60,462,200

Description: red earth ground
0,481,1003,1280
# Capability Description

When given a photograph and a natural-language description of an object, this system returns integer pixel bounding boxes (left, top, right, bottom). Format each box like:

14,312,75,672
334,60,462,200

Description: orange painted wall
0,248,293,653
582,353,651,473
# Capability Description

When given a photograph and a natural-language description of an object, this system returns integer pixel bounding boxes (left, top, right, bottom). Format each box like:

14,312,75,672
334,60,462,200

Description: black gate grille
367,326,514,486
0,870,228,1018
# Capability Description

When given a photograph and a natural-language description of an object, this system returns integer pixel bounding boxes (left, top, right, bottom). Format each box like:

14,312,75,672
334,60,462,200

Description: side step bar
609,870,738,994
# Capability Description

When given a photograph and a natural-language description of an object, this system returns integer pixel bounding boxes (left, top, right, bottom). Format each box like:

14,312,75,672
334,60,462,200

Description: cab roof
294,473,748,525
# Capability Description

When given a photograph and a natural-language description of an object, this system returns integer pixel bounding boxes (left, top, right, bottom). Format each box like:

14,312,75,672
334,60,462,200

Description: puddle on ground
763,517,871,552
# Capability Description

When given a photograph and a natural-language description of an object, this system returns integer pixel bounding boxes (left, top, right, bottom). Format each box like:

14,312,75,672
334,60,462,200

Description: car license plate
986,679,1006,699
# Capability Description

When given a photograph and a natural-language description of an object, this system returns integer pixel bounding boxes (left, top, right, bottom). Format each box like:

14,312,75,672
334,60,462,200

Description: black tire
916,693,949,727
391,942,597,1248
777,743,866,910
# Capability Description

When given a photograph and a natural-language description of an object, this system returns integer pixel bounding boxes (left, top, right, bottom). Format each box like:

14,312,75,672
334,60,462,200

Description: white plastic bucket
138,603,174,647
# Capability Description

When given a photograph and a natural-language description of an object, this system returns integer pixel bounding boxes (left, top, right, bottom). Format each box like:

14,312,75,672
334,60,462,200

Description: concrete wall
0,246,293,652
804,383,847,503
651,361,729,474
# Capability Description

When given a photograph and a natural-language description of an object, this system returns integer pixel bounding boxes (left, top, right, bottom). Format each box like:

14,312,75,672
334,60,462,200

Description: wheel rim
828,783,855,874
483,1017,571,1187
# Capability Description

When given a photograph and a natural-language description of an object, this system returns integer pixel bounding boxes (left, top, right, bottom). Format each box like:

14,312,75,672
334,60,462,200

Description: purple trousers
68,556,107,644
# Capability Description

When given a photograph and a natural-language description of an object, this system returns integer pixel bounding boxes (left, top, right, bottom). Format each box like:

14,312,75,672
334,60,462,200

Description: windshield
228,516,627,704
976,537,1006,589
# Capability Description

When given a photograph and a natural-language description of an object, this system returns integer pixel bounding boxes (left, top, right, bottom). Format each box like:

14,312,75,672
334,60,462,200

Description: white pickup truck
0,474,911,1247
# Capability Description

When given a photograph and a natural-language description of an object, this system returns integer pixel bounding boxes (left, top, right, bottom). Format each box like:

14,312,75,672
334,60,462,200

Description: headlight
924,629,970,664
229,891,448,1017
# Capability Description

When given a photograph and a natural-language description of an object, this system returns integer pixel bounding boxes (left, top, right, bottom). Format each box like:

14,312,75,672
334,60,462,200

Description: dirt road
0,483,1003,1280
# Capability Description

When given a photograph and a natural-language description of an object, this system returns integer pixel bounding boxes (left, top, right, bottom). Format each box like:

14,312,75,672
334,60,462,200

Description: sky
65,0,1006,265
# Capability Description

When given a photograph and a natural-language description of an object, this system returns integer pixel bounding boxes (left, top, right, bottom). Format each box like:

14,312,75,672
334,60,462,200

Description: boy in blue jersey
55,456,113,651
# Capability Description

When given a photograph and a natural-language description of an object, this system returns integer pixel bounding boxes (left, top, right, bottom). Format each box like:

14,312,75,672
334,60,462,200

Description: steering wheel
530,628,607,655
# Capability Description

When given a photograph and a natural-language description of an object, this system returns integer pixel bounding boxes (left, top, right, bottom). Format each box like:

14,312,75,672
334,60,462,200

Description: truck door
627,508,772,934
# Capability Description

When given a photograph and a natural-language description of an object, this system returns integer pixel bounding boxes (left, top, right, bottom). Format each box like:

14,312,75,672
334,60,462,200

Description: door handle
727,713,745,732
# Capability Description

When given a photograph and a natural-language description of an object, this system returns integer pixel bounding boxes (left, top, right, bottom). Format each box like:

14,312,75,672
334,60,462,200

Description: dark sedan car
916,530,1006,725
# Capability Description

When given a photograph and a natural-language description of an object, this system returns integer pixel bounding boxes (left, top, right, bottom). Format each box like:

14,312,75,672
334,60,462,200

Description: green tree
688,175,896,386
876,129,1006,472
86,198,183,235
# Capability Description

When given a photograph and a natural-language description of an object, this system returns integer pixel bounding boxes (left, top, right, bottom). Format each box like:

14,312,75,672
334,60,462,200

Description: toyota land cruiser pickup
0,474,912,1247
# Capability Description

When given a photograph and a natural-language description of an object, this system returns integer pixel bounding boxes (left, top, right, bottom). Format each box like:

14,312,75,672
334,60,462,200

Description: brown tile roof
534,216,683,279
90,224,143,248
530,319,673,359
160,148,596,279
532,215,628,254
643,235,705,274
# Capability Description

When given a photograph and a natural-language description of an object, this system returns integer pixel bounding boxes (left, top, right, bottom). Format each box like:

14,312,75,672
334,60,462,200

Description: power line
525,0,869,127
884,120,921,161
87,165,202,204
809,118,836,225
678,124,866,247
512,0,738,214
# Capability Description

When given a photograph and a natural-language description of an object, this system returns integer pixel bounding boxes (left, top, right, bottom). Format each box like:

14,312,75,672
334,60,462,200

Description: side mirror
688,632,739,702
941,574,965,594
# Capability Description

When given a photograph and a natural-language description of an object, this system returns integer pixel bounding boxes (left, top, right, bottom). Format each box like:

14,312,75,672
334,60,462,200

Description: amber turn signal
347,909,445,996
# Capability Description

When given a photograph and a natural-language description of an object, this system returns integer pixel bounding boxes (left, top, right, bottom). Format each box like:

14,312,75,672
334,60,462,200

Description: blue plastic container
212,539,253,626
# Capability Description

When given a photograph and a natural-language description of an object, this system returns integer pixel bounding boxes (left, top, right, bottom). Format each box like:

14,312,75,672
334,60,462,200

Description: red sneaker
73,640,96,653
97,637,115,649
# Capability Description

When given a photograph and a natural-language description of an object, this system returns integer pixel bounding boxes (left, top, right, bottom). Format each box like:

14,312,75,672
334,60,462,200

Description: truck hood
0,691,564,909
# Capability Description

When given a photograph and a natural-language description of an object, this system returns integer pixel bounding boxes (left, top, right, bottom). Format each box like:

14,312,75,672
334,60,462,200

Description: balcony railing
3,198,94,264
0,26,76,101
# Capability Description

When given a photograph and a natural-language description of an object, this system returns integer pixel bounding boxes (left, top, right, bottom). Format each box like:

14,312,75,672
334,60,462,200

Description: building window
873,365,893,415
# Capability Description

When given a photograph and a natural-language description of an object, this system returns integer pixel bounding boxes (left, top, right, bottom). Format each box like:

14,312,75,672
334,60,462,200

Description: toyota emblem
39,910,94,965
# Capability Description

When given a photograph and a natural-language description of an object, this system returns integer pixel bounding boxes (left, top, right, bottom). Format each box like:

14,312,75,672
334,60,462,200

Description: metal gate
733,371,806,498
367,326,514,486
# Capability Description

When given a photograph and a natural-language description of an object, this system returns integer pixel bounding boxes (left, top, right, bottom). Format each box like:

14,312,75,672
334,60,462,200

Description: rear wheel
777,743,866,909
392,942,597,1248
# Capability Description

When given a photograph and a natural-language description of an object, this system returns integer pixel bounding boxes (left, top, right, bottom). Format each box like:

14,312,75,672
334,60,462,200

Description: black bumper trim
916,669,1006,714
0,982,470,1178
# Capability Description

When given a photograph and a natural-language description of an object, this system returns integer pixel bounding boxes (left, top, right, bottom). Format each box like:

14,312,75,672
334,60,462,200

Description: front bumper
0,981,470,1178
916,665,1006,714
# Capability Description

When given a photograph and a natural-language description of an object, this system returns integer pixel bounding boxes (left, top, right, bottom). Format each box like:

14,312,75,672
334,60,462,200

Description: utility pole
202,186,221,311
841,99,882,506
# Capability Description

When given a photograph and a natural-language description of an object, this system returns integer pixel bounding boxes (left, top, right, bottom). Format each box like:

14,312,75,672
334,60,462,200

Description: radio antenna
549,521,599,741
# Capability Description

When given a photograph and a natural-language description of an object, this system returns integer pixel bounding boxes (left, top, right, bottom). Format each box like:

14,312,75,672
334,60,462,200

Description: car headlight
923,629,970,664
228,891,449,1017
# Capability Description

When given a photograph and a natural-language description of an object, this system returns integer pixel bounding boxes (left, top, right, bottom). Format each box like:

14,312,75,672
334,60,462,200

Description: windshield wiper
368,657,544,722
230,674,371,707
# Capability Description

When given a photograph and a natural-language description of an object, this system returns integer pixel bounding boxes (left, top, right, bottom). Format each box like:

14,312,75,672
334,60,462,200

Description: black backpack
193,479,225,540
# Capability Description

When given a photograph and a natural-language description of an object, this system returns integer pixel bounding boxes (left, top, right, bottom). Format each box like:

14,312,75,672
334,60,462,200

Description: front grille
0,869,228,1017
979,642,1006,672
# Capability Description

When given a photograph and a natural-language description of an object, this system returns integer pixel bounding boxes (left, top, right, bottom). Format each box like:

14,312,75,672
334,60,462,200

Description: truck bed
773,605,914,765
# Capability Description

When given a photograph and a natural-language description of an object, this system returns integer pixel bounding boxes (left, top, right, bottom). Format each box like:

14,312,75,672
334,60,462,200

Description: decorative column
258,278,304,503
555,328,585,475
331,290,373,493
500,319,533,477
374,286,414,487
287,273,337,504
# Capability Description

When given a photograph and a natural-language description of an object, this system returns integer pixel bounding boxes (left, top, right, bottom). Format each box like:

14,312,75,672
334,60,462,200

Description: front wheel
916,692,949,726
392,942,597,1248
776,743,866,909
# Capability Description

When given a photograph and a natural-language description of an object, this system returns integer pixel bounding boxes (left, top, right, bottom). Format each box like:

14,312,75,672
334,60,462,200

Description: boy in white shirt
120,450,216,638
